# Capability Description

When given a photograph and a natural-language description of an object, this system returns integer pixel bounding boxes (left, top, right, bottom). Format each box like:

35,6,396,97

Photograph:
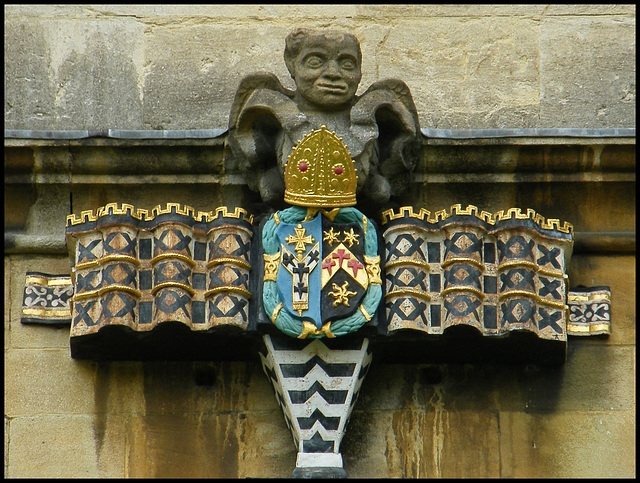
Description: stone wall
4,4,636,479
4,5,636,131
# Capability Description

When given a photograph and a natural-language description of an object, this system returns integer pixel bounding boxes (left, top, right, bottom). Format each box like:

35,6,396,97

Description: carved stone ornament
19,27,614,479
225,27,422,212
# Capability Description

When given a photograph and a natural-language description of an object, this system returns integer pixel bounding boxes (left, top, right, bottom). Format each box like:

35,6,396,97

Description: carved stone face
289,33,362,110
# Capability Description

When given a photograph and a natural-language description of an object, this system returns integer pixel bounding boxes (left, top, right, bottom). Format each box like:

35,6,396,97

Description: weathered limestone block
540,15,636,128
375,17,542,129
4,16,145,130
143,23,294,130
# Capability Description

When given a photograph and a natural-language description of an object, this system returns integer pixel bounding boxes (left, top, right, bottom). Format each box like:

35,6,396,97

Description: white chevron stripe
287,391,354,412
296,418,350,440
269,339,368,363
259,352,275,372
297,425,342,442
287,404,351,419
260,352,303,450
271,349,367,364
261,335,372,456
279,374,357,391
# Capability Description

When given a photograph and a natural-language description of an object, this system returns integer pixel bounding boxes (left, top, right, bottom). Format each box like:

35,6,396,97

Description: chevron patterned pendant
259,334,372,478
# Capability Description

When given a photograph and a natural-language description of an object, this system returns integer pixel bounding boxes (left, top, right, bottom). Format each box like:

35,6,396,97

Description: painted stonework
15,25,618,479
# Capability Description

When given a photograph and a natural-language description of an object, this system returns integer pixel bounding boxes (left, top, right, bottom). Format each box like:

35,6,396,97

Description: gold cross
285,224,315,258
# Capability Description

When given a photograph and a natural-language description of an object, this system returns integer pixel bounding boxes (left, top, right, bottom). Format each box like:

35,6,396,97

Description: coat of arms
261,126,382,339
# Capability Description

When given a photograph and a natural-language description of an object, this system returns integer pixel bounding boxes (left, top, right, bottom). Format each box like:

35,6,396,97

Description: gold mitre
284,126,358,208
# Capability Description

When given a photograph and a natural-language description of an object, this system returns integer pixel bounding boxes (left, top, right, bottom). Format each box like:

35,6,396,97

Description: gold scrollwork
297,321,335,339
364,255,382,284
263,252,280,281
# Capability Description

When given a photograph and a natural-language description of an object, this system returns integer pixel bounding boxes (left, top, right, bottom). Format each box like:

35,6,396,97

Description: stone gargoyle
226,27,421,213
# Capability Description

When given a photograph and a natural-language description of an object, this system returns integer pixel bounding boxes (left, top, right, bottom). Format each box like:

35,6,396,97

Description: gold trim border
359,305,373,321
22,307,72,317
74,285,142,300
384,259,431,271
207,257,252,271
498,290,567,310
381,204,573,235
67,202,253,227
151,282,196,297
442,257,485,270
385,289,431,301
568,292,611,303
76,255,140,270
441,286,485,300
25,276,72,286
204,286,252,299
151,253,197,267
271,302,284,323
567,322,611,335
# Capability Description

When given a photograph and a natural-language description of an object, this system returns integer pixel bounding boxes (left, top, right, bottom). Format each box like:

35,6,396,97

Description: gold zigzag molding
66,202,254,227
380,204,573,234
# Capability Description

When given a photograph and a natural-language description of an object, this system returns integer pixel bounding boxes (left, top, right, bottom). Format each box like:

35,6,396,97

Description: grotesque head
284,28,362,110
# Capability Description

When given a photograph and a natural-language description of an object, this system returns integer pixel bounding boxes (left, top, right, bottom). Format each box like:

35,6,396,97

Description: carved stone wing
351,78,422,181
228,72,295,129
359,78,420,130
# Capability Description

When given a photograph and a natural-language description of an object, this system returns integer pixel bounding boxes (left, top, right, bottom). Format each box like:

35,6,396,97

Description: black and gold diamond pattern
497,235,535,263
104,230,137,256
154,227,192,258
385,266,427,293
209,232,251,260
77,237,102,265
443,294,481,323
444,264,482,291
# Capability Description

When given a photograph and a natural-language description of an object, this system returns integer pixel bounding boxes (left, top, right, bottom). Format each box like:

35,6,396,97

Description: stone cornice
4,127,636,146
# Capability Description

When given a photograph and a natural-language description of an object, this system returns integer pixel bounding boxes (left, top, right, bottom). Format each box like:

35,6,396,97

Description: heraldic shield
274,213,368,329
263,206,381,339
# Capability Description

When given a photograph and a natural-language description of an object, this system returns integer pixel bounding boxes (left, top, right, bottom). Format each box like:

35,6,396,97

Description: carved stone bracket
21,202,611,360
259,334,372,478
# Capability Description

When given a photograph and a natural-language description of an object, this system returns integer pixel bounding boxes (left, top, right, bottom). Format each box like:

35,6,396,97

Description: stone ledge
5,127,636,147
4,130,636,175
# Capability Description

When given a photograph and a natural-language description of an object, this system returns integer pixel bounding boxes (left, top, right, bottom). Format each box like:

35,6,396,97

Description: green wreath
262,205,382,338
